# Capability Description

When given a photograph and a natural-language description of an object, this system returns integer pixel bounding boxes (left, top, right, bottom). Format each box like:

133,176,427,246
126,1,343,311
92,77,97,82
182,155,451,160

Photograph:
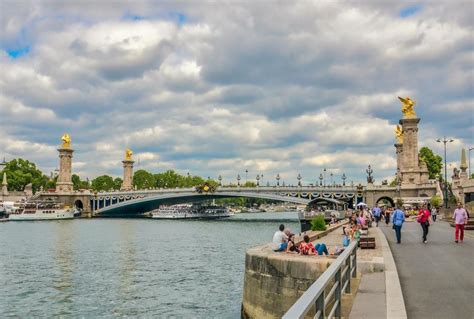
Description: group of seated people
272,224,344,256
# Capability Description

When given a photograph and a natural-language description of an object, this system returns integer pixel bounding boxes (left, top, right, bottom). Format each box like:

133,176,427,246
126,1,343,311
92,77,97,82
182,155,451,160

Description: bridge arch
376,196,395,208
96,191,311,216
74,199,84,210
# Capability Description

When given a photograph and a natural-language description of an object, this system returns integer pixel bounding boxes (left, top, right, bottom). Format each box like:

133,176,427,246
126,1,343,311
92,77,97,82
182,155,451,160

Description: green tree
133,169,155,189
0,158,48,193
113,177,123,190
91,175,114,192
72,174,90,190
419,147,443,179
243,181,257,187
430,195,442,208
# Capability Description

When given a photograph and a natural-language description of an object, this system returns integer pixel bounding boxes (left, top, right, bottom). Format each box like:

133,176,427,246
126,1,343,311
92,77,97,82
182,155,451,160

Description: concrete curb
375,227,407,319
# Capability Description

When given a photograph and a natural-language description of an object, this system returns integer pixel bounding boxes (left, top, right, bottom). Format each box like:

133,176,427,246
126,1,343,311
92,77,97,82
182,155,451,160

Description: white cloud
0,0,472,184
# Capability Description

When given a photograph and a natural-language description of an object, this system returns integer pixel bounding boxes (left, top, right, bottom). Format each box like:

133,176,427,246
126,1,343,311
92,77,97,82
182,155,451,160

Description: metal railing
283,240,358,319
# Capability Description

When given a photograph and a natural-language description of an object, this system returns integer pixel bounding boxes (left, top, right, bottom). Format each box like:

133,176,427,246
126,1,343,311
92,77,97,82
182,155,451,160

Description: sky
0,0,473,186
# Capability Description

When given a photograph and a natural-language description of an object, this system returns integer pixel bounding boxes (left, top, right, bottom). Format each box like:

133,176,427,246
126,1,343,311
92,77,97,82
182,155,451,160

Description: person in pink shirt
417,204,432,244
452,202,468,243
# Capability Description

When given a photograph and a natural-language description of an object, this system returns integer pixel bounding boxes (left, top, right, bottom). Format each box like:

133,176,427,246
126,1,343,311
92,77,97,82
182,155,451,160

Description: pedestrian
392,206,405,244
417,204,432,244
452,202,468,243
431,206,437,222
385,208,391,225
372,204,381,227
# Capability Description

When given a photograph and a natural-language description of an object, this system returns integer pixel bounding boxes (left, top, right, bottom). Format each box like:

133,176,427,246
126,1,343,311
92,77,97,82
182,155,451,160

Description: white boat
151,204,231,219
8,201,74,221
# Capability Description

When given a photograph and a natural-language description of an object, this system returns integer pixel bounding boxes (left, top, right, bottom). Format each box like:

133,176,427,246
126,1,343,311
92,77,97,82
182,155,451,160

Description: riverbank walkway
380,220,474,319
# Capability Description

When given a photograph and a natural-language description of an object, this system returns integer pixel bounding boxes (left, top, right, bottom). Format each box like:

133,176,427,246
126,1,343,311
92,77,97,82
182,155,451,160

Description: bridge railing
282,240,358,319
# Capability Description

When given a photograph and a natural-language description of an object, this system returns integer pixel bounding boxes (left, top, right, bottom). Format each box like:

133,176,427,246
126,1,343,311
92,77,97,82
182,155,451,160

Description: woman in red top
299,235,317,255
417,204,432,244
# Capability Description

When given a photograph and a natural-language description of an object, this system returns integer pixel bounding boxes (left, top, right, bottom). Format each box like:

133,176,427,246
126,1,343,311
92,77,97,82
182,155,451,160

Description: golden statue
61,133,71,148
125,148,133,161
395,125,403,143
398,96,416,118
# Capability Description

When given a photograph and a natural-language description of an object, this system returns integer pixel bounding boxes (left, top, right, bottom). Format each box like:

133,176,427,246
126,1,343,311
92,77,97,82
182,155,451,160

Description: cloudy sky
0,0,472,185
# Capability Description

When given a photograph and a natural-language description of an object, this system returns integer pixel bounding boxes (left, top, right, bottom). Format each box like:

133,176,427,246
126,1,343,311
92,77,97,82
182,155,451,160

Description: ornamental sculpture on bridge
395,125,403,144
125,148,133,161
398,96,416,118
61,133,71,148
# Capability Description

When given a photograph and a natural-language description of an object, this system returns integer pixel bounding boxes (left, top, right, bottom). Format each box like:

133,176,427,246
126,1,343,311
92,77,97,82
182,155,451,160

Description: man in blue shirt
392,206,405,244
372,205,382,227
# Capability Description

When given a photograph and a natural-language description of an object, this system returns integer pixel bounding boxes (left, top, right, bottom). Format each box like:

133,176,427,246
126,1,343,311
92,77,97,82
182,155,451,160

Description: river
0,212,299,318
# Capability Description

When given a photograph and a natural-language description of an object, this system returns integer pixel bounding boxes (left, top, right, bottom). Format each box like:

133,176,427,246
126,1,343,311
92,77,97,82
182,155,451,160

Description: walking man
372,205,381,227
453,202,468,243
392,206,405,244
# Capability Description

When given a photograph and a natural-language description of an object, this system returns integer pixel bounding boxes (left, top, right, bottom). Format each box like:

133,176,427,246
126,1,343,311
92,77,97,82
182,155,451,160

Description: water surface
0,212,299,318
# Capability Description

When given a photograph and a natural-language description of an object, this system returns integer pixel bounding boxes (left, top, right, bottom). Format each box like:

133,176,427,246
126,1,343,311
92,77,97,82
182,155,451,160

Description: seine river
0,212,299,318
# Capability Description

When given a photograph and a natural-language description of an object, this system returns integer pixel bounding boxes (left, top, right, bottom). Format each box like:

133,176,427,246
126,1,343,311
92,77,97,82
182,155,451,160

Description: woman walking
453,202,468,243
417,204,432,244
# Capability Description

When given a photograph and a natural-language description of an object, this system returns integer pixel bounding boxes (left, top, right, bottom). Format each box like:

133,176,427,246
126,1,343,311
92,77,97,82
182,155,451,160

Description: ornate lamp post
342,173,346,186
237,174,241,187
469,147,474,177
245,169,248,184
366,165,374,184
437,137,454,208
276,173,280,187
330,172,333,187
323,168,326,187
297,173,302,187
319,173,323,186
218,175,222,186
256,174,260,187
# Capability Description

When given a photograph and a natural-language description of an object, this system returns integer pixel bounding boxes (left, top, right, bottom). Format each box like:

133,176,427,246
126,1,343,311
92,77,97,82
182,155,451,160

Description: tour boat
8,201,74,221
151,204,231,219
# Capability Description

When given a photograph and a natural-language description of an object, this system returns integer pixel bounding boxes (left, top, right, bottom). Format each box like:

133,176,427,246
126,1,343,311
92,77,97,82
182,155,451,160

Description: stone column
56,147,74,193
400,118,420,170
121,160,134,191
2,172,8,196
394,143,403,179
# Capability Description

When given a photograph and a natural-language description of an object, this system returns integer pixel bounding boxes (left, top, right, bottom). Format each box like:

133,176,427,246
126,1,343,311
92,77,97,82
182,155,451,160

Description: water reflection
52,221,74,316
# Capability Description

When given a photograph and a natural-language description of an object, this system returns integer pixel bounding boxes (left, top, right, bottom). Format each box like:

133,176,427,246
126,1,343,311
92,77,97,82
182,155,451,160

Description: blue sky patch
170,12,187,26
6,46,30,59
400,4,422,18
123,12,145,21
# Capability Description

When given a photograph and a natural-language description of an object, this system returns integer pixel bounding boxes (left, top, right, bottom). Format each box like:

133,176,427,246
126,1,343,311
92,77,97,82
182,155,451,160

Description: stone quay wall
241,222,346,319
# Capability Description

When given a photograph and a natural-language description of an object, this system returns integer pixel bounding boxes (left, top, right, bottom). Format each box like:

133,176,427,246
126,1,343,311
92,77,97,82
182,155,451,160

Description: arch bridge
91,186,360,216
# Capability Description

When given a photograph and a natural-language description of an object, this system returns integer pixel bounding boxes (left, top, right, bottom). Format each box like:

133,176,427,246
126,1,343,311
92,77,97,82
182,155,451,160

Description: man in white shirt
272,224,289,251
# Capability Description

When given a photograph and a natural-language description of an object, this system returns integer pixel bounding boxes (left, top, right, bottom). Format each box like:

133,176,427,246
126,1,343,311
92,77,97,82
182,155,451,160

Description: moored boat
8,200,74,221
151,203,231,219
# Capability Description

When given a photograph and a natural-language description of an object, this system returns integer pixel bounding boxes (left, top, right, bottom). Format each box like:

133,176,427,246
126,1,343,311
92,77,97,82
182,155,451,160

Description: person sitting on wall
299,235,316,255
286,233,300,253
272,224,288,252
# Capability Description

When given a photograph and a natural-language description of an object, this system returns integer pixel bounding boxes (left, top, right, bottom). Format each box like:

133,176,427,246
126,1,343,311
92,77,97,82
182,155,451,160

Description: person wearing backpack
417,204,432,244
392,206,405,244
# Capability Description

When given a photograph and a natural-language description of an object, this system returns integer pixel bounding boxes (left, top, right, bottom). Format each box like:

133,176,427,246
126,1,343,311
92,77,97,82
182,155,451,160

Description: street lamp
319,173,323,186
342,173,346,186
237,174,241,187
276,173,280,187
245,169,248,183
323,168,326,187
297,173,302,187
330,172,333,186
437,137,454,208
256,174,260,187
469,147,474,177
218,175,222,186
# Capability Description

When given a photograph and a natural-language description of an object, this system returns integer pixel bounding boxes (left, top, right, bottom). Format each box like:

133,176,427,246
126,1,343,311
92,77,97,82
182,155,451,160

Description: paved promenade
380,220,474,319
